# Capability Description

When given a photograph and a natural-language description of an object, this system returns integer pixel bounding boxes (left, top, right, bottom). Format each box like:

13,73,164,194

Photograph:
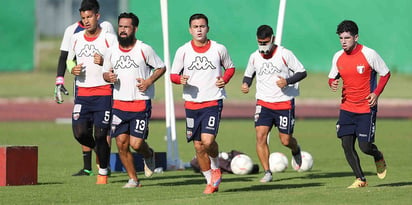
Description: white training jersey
104,40,165,101
244,46,305,102
171,40,235,102
67,30,117,87
60,21,115,52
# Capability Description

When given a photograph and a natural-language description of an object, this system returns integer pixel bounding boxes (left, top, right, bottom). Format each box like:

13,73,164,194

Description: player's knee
359,142,373,155
73,124,95,147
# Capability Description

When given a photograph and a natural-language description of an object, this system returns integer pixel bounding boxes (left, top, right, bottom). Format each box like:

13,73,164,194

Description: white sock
202,169,212,184
98,168,108,176
209,156,219,170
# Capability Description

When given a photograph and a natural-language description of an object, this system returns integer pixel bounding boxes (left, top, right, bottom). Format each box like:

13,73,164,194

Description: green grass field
0,119,411,204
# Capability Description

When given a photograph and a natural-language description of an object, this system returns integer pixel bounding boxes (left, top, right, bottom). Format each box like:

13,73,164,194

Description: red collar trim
191,40,211,53
346,44,363,55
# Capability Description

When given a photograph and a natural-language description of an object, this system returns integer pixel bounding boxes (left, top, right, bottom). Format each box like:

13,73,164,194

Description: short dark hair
336,20,358,36
79,0,99,13
257,25,273,39
118,12,139,27
189,13,208,26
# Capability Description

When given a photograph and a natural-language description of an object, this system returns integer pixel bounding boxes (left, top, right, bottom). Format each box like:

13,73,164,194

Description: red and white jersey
244,46,305,102
67,30,117,88
171,40,235,102
328,44,390,113
104,40,165,101
60,21,114,52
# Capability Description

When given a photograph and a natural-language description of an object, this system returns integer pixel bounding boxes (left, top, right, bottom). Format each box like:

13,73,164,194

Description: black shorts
185,100,223,142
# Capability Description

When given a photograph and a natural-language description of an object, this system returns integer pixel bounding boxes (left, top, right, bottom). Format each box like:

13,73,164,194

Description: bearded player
103,12,165,188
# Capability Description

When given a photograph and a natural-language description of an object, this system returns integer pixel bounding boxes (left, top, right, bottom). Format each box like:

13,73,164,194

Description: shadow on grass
375,181,412,187
223,182,324,192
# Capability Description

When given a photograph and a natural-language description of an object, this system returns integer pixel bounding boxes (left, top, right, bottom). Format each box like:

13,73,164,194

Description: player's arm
285,71,307,84
366,72,391,106
241,73,255,94
137,67,166,92
54,50,70,104
170,47,189,85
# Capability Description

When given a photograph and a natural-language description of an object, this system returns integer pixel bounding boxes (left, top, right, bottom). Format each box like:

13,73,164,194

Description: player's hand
241,83,249,94
276,76,287,88
94,53,103,66
54,77,69,104
366,93,378,107
71,63,84,76
330,79,339,92
136,78,152,92
103,68,117,83
181,75,189,85
216,77,225,88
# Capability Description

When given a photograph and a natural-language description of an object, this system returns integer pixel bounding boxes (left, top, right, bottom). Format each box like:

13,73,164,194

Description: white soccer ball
269,152,288,173
230,154,253,175
291,151,313,172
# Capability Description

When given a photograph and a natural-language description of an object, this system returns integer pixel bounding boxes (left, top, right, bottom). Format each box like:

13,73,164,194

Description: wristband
56,76,64,85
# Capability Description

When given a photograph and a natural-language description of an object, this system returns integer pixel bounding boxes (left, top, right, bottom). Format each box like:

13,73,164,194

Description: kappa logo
258,62,281,75
188,56,216,70
114,56,139,69
78,44,102,57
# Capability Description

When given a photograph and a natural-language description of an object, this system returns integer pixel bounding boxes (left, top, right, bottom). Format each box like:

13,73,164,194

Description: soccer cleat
211,168,222,188
143,148,156,177
72,169,94,176
375,158,387,179
292,146,302,169
96,175,108,184
259,171,273,183
203,184,219,194
347,178,368,188
122,179,142,188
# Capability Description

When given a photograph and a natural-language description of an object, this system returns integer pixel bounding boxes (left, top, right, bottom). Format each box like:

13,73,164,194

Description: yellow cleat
347,178,367,188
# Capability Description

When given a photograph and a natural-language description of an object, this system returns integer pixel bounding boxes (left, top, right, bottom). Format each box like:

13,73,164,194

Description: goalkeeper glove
54,77,69,104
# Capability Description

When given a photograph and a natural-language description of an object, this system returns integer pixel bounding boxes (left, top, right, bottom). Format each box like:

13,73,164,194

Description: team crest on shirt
258,62,281,75
188,56,216,70
114,56,139,69
78,44,102,57
356,65,365,74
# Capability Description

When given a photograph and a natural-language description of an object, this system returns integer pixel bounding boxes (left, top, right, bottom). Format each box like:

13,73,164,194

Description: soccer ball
230,154,253,175
269,152,288,173
291,151,313,172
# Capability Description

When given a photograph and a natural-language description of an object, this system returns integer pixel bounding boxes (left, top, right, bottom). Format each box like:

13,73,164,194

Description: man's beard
118,32,136,47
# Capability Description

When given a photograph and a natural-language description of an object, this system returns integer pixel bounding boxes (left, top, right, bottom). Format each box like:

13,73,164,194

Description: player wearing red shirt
328,20,390,188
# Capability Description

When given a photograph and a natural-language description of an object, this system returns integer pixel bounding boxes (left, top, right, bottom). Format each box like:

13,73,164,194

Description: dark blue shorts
336,109,376,142
110,100,152,139
185,100,223,142
72,95,112,128
254,105,295,135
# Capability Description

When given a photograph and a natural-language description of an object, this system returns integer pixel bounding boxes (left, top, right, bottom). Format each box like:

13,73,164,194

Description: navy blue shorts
110,100,152,139
254,105,295,135
72,95,112,128
185,100,223,142
336,109,376,142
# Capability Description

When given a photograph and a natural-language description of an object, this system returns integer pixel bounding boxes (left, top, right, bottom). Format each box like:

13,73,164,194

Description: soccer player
66,0,117,184
103,12,165,188
54,0,115,177
241,25,306,183
328,20,390,188
170,13,235,194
